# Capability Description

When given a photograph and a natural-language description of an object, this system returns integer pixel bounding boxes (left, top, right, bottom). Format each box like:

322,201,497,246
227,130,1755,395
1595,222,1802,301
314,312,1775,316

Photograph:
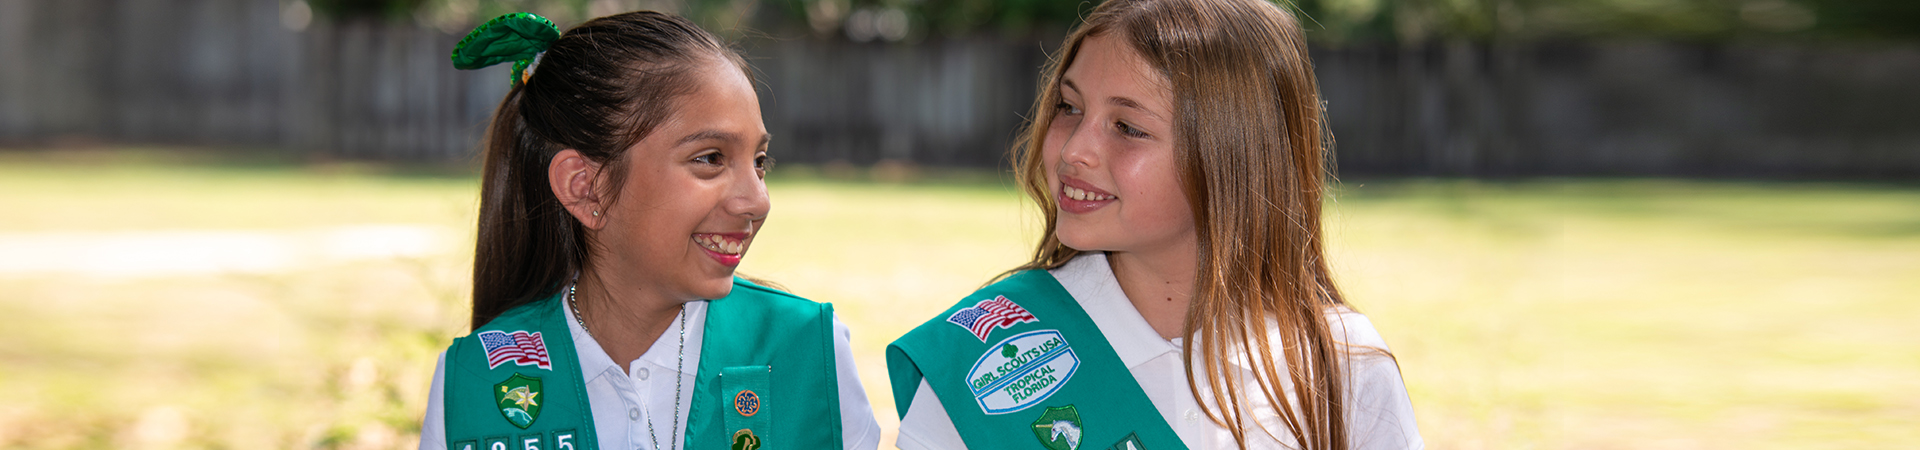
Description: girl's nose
1058,121,1100,169
727,167,771,221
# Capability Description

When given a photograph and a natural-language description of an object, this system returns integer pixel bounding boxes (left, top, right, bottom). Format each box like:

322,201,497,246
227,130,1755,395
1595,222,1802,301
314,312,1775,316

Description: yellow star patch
502,386,539,408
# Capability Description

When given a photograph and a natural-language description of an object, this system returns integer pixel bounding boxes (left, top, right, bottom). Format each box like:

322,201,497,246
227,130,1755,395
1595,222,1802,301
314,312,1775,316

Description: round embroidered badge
733,390,761,417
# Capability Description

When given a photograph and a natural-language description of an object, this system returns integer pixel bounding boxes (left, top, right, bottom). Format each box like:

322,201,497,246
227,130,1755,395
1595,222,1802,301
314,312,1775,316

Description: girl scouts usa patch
966,330,1079,414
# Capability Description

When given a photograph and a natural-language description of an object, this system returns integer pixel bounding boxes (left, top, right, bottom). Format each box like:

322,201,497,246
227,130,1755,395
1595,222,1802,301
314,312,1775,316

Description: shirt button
1184,410,1199,421
637,368,650,380
628,408,640,420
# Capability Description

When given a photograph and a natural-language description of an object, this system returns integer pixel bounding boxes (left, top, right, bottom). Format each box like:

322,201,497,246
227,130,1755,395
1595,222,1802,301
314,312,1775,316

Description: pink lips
693,232,750,267
1057,175,1117,214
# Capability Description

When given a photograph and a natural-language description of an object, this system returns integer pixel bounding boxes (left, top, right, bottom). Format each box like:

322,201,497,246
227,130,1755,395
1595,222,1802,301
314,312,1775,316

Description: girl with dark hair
885,0,1420,448
418,11,879,450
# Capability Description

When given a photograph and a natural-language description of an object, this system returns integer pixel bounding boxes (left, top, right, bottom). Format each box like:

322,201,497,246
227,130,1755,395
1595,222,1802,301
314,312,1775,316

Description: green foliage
882,0,1086,35
1798,0,1920,40
309,0,432,20
406,0,776,37
1292,0,1920,43
332,0,1918,42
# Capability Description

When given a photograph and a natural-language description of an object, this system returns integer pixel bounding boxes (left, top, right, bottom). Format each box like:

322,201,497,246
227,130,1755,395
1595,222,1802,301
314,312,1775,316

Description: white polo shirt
896,253,1423,449
419,300,882,450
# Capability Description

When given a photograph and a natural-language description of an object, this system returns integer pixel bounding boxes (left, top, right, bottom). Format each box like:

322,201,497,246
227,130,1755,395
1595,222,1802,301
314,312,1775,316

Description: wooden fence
0,0,504,161
1,0,1916,177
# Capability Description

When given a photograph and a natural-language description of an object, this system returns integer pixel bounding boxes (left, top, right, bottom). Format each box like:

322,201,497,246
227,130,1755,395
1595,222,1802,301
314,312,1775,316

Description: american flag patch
478,330,551,370
946,295,1038,342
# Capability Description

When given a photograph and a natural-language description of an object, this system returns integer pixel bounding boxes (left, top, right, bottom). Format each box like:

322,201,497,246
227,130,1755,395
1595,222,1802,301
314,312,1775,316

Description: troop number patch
966,330,1080,414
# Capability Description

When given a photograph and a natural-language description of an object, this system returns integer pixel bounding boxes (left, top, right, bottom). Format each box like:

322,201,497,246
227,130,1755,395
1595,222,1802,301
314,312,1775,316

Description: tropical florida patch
966,330,1079,414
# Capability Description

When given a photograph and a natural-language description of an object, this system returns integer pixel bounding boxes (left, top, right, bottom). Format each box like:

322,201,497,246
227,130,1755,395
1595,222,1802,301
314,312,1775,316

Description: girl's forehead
1062,34,1172,110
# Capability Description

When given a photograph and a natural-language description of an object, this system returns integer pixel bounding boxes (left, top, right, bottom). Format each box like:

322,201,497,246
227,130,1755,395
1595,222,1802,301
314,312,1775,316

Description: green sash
887,270,1187,450
444,277,844,450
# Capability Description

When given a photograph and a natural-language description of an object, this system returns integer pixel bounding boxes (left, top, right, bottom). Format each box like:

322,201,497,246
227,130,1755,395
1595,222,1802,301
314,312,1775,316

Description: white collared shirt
896,253,1423,449
419,300,882,450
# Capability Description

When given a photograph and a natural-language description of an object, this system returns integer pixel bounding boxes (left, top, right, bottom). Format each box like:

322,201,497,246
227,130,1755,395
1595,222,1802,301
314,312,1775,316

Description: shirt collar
1049,252,1182,369
563,296,709,381
636,300,707,373
563,295,621,382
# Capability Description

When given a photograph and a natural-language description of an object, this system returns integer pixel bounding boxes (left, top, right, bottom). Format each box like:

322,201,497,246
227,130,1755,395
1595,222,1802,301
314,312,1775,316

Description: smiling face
591,56,771,302
1044,33,1195,260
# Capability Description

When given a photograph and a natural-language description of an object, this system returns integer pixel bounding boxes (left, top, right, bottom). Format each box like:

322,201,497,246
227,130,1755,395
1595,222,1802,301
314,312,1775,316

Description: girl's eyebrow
676,129,737,146
676,130,771,147
1107,97,1165,122
1062,77,1166,122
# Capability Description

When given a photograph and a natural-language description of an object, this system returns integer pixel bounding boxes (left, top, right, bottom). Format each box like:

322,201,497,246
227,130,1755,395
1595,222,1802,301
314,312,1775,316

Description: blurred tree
754,0,1082,42
906,0,1085,36
401,0,772,37
309,0,430,19
412,0,591,31
1294,0,1920,43
1798,0,1920,39
329,0,1915,42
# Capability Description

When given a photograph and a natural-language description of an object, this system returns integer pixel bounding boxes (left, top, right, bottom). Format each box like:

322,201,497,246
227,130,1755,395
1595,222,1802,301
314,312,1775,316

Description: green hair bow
451,12,561,86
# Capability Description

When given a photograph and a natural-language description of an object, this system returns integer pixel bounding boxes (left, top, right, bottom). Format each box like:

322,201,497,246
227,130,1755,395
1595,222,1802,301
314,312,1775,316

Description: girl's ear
548,149,606,230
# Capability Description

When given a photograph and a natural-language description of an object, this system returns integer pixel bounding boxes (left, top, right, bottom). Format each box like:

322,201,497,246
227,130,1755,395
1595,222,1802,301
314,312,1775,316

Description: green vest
886,270,1187,450
443,277,844,450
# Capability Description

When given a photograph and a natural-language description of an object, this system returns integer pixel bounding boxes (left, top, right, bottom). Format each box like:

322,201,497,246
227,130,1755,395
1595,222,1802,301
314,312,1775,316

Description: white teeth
1064,185,1112,201
697,235,745,255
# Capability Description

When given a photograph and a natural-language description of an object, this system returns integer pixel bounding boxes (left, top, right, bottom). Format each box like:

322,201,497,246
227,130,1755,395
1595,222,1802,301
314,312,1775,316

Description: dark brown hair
1008,0,1353,447
471,11,749,330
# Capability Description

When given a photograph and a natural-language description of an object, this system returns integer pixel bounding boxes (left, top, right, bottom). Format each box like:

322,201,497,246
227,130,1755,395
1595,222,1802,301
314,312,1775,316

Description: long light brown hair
1007,0,1350,447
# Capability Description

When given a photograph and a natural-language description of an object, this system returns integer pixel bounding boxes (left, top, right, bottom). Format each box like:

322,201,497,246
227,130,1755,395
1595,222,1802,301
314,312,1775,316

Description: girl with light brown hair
884,0,1421,448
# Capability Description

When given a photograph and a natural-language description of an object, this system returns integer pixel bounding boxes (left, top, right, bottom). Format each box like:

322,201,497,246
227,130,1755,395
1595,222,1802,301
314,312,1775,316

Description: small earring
591,210,600,217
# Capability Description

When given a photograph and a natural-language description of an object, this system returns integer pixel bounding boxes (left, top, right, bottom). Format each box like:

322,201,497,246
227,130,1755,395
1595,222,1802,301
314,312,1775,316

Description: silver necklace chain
568,282,686,450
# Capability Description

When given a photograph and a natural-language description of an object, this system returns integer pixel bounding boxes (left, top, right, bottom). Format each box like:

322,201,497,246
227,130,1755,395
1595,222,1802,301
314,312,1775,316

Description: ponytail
470,87,585,329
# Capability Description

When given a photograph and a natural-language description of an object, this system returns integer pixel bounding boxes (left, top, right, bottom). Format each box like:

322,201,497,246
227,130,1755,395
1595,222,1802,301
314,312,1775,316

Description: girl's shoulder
1323,306,1395,353
721,276,829,311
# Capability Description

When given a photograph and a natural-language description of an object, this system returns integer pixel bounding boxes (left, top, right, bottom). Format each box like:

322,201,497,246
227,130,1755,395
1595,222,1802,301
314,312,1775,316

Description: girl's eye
755,154,775,172
1116,121,1149,138
1055,102,1083,116
693,151,723,165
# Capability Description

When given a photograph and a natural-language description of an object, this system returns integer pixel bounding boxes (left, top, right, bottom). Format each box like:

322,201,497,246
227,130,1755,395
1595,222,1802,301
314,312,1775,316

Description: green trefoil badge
494,373,543,429
1106,432,1147,450
1030,405,1083,450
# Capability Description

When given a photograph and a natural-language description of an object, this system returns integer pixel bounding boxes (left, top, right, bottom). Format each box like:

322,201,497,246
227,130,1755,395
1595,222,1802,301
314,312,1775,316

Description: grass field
1,149,1916,449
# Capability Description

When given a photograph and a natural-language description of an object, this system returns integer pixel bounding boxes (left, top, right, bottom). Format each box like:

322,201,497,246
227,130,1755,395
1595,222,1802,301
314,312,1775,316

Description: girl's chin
690,283,735,301
672,272,738,301
1053,230,1110,253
